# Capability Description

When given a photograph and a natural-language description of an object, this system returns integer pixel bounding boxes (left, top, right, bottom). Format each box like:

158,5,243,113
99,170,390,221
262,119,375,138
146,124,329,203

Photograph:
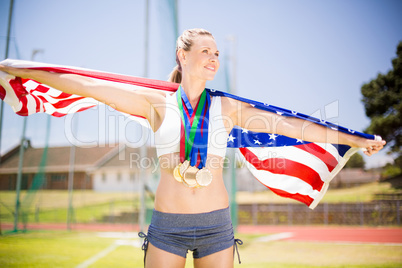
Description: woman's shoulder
217,96,239,127
219,95,238,112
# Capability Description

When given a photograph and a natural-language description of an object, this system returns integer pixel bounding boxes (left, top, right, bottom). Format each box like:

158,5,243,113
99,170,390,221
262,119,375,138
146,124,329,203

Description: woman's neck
180,76,206,108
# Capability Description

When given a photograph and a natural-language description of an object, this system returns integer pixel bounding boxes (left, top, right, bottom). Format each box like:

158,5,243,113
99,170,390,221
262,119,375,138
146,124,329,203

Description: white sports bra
154,92,228,158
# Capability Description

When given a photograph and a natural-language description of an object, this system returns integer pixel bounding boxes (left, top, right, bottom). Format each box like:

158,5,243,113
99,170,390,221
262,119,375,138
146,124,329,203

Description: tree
361,41,402,172
345,152,365,168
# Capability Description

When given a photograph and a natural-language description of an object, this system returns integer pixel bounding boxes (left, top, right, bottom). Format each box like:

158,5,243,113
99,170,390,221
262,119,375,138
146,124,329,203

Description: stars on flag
228,134,236,143
269,133,278,140
276,111,283,116
296,139,304,143
254,139,262,145
241,128,249,134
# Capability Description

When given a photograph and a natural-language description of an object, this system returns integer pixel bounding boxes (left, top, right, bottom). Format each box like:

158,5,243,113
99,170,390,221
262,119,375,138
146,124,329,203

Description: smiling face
180,35,220,82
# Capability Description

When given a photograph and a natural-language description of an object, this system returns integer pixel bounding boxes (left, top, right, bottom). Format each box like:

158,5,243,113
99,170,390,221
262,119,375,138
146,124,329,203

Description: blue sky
0,0,401,168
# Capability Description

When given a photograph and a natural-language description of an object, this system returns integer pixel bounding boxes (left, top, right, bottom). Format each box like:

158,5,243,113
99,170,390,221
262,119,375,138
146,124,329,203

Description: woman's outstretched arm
0,65,165,129
223,97,386,156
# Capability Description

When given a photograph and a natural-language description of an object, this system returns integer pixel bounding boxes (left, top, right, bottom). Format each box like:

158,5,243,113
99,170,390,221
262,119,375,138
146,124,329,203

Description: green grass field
0,230,401,268
1,181,399,225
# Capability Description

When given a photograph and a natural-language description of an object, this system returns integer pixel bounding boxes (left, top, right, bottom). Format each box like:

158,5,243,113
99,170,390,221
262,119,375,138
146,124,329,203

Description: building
0,141,158,191
90,145,159,192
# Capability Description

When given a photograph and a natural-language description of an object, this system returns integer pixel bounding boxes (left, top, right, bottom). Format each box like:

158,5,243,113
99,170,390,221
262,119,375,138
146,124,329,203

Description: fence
2,192,400,228
238,200,401,226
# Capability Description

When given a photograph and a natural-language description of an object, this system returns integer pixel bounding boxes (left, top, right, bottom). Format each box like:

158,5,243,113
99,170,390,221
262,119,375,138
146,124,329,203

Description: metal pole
225,35,238,231
13,117,27,232
67,115,78,230
139,136,146,232
143,0,149,79
67,143,76,230
139,0,150,233
4,0,14,59
0,0,15,163
173,0,179,38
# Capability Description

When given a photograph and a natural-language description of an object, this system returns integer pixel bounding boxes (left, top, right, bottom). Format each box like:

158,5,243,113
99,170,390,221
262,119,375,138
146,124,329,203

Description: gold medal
183,165,198,187
196,168,212,187
173,163,183,183
179,160,190,177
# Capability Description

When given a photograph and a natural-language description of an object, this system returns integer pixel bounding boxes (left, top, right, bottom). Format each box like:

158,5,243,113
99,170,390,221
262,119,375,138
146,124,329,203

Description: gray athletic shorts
140,207,241,260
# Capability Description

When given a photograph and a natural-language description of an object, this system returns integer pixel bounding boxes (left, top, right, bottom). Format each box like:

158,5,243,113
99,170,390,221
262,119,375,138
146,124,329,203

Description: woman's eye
215,53,219,57
202,49,208,53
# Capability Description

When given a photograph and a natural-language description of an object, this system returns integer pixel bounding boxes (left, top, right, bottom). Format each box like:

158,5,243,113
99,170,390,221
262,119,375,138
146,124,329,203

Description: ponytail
168,65,182,83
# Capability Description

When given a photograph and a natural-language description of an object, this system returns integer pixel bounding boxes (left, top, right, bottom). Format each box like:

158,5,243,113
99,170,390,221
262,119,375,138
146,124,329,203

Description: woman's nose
210,55,218,62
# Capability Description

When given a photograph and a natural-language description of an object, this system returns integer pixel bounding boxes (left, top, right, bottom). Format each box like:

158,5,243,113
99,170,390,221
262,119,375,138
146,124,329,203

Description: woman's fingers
363,139,386,156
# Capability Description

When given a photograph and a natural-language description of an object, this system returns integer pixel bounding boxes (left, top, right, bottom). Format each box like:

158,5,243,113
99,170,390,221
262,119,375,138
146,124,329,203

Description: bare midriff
155,152,229,214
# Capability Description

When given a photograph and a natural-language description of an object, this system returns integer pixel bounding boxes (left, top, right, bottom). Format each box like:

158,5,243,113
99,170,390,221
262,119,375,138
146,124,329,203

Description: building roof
0,143,120,174
88,146,157,172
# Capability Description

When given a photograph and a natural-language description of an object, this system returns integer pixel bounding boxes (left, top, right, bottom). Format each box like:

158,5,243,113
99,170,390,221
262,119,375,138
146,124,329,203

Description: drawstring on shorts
234,238,243,264
138,232,149,266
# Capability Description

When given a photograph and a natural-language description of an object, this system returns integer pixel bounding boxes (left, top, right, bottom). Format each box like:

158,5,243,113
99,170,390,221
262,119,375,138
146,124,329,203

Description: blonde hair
168,28,214,83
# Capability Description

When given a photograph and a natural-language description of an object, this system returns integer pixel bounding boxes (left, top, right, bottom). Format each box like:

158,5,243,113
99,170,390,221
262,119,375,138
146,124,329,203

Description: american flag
0,59,377,209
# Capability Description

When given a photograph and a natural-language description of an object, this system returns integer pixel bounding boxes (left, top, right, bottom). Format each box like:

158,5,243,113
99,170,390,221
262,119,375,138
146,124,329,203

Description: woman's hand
350,136,386,156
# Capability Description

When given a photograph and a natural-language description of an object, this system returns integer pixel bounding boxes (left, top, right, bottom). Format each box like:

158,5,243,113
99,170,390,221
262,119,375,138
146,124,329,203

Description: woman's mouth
205,65,215,72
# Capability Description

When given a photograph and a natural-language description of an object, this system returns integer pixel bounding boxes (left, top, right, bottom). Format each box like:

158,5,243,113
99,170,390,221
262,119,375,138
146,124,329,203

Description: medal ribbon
177,85,210,168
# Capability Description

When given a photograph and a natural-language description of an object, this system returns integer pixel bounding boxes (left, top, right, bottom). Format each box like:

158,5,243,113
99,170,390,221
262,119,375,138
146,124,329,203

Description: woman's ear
177,48,186,65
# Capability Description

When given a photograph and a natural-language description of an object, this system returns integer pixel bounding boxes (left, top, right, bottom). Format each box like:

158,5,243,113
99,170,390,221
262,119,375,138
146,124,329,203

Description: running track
2,223,401,244
238,225,402,244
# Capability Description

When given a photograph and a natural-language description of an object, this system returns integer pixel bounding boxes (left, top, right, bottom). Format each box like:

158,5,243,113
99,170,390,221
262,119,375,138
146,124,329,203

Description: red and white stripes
239,144,359,208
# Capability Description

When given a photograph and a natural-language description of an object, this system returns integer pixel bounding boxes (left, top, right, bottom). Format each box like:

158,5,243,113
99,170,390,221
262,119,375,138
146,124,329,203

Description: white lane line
76,243,119,268
97,232,139,239
255,232,294,242
76,233,143,268
115,239,142,247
